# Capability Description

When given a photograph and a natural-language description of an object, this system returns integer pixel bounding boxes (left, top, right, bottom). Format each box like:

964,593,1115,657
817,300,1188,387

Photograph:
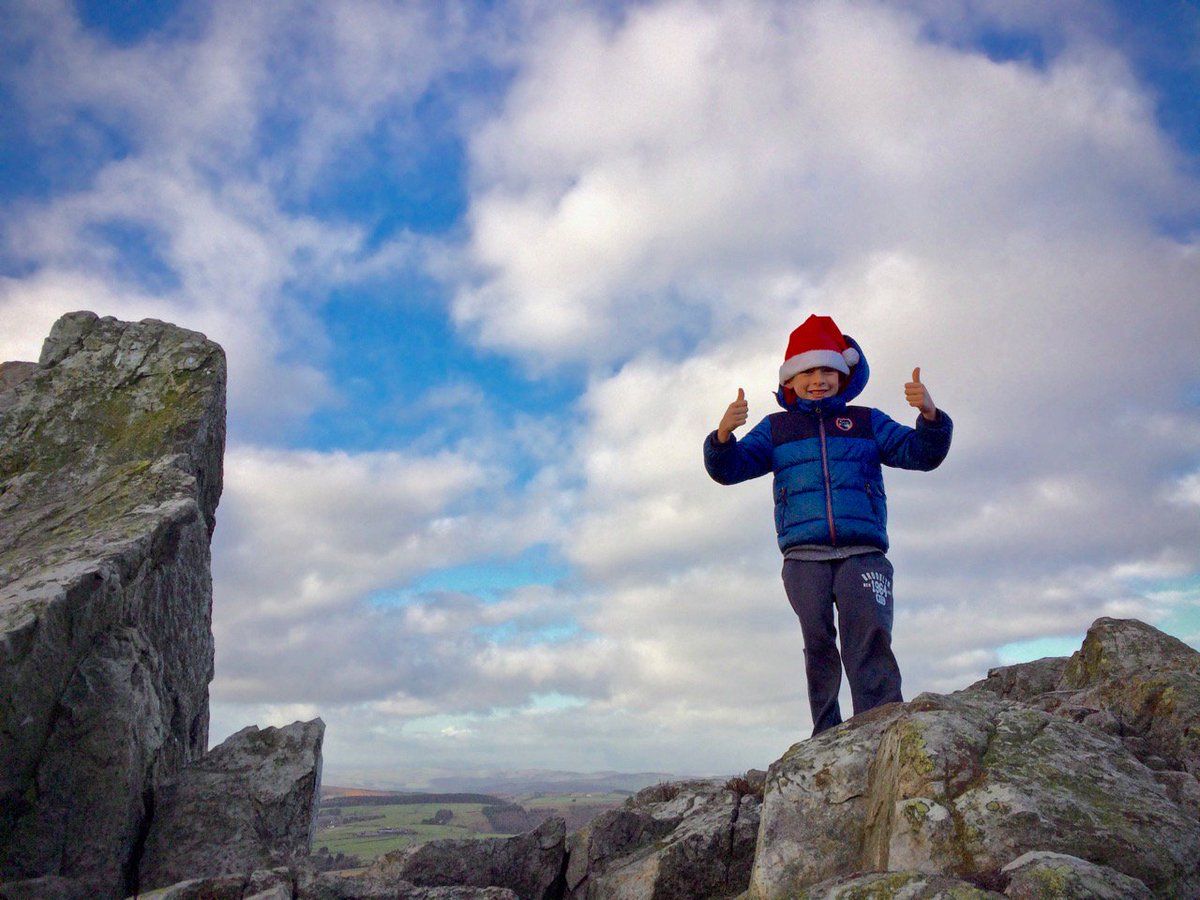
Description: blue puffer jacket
703,337,952,553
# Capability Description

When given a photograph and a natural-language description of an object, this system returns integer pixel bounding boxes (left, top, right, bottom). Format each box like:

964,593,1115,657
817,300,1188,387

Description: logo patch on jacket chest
835,417,853,432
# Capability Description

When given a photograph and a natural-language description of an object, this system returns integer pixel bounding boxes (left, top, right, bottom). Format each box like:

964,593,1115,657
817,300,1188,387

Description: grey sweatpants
782,552,903,736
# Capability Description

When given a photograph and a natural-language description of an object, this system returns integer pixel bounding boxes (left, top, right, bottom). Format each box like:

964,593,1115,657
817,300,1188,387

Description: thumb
911,367,921,384
736,387,745,401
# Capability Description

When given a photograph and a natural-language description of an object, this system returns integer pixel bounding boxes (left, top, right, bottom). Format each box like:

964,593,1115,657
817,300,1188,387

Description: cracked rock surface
0,311,225,897
1000,851,1152,899
796,870,1004,898
368,816,567,900
968,617,1200,777
567,778,761,899
138,720,325,893
120,865,519,899
750,655,1200,897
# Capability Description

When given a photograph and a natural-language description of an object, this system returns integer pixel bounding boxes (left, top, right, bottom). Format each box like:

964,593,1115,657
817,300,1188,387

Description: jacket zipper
817,413,837,545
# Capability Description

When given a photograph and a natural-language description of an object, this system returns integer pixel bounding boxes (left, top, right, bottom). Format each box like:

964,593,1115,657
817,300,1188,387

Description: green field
316,792,628,865
317,801,510,860
518,790,629,809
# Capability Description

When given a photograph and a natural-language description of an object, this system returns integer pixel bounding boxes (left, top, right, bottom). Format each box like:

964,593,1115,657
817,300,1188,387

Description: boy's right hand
717,388,748,443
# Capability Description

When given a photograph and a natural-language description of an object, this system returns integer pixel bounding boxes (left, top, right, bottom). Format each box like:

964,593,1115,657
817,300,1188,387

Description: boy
703,315,952,736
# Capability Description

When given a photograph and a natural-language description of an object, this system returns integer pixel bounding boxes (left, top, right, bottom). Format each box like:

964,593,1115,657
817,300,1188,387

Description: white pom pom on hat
779,315,859,385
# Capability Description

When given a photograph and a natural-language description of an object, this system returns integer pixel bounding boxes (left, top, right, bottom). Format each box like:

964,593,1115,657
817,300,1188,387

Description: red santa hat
779,314,860,385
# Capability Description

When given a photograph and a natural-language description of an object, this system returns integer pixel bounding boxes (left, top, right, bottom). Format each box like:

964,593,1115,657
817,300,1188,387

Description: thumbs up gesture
717,388,748,443
905,367,937,421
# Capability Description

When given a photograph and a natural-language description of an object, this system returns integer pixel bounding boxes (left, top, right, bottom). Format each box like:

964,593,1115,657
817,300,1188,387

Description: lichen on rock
0,311,226,898
751,675,1200,898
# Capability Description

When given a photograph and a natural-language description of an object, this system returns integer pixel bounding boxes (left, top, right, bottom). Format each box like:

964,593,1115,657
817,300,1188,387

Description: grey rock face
567,779,759,899
0,312,225,896
134,867,299,900
0,875,94,899
1001,851,1152,899
967,656,1068,701
136,874,250,899
797,870,1004,898
369,816,566,900
138,719,325,892
750,688,1200,898
297,868,520,899
967,617,1200,777
750,703,908,894
1060,617,1200,775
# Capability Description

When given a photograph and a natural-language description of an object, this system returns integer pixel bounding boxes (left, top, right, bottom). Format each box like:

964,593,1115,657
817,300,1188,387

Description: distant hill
319,791,504,809
424,770,679,796
320,769,684,798
320,786,407,800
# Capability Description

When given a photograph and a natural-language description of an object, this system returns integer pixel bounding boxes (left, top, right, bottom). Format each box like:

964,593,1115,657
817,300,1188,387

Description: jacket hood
775,334,869,413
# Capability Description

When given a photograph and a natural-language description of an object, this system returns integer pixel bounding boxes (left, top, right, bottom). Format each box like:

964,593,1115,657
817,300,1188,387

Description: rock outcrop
1000,851,1153,899
0,312,225,897
750,617,1200,898
369,817,567,900
565,779,760,898
796,870,1003,898
138,720,326,892
298,871,520,900
968,616,1200,776
133,866,522,899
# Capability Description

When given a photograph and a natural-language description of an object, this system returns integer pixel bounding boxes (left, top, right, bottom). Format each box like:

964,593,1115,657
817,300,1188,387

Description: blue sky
2,0,1199,784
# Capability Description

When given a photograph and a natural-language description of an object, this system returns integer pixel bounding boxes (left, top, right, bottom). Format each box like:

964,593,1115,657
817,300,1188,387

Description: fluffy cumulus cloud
456,0,1197,359
208,440,580,691
4,0,1199,779
442,0,1200,764
0,0,481,435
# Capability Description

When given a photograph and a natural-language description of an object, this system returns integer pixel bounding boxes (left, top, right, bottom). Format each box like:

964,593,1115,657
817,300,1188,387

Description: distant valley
315,781,659,869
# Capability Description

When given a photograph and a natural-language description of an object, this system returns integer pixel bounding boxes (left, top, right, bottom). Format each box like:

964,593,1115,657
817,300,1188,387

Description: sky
2,0,1199,785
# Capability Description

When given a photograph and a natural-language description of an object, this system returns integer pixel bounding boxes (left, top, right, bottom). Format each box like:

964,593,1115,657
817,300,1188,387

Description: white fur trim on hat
780,348,851,384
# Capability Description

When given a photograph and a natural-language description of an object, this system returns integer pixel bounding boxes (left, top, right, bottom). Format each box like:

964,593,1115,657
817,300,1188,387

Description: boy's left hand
905,367,938,421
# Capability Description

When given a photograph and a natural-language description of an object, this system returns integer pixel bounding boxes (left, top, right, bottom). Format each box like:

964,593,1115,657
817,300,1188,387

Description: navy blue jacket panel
703,335,952,553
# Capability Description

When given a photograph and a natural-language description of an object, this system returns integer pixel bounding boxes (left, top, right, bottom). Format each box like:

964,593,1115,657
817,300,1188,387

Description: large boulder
1000,851,1152,899
796,870,1004,898
138,719,325,892
297,869,520,899
565,779,760,899
368,816,567,900
967,617,1200,776
1060,617,1200,775
135,865,521,899
0,312,225,896
0,876,94,899
749,702,910,893
749,688,1200,898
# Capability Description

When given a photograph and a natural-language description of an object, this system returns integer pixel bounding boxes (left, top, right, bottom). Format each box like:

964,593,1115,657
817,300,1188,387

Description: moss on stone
835,870,923,898
94,374,204,465
894,721,935,779
902,799,931,828
820,871,994,899
1024,862,1072,894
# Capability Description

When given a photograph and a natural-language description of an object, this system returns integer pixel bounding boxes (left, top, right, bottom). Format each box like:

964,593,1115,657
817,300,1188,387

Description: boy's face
788,366,842,400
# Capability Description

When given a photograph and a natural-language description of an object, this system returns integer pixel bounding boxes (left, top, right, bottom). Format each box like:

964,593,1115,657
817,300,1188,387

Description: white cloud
1173,470,1200,508
210,0,1199,769
6,0,1199,777
212,443,543,621
449,0,1200,755
454,0,1196,363
0,0,491,437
